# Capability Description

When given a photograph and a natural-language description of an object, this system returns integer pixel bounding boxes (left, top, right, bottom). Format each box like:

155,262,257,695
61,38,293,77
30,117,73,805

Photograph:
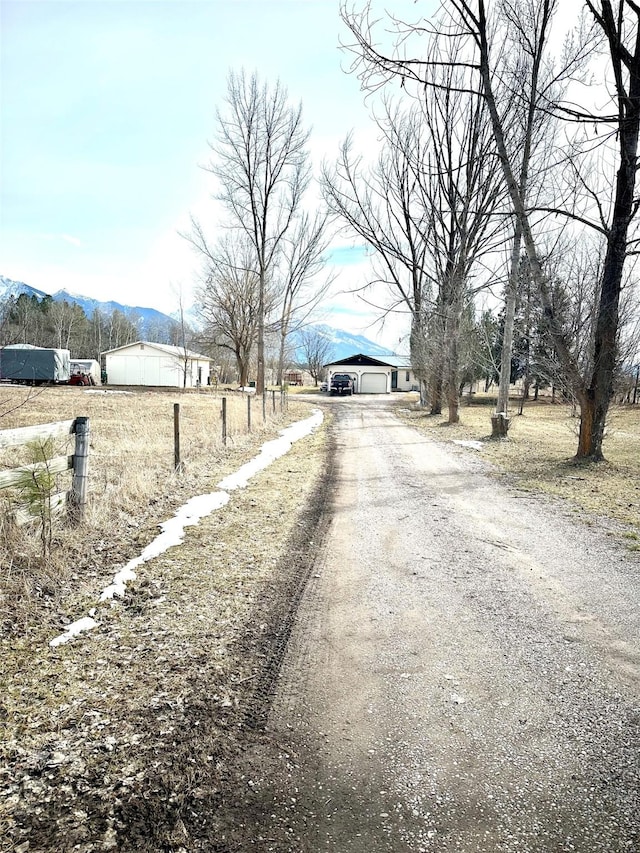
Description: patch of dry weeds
0,386,308,635
0,406,331,852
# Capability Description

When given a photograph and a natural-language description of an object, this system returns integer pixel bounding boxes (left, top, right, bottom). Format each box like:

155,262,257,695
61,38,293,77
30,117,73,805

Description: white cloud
61,234,82,247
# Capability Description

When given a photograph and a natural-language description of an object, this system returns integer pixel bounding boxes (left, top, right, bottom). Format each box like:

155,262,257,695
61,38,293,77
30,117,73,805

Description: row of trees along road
183,71,334,392
336,0,640,460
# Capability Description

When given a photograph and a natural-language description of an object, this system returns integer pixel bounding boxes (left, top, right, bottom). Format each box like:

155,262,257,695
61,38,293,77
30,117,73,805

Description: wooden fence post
174,403,182,472
247,394,252,433
70,416,90,520
272,389,276,414
222,397,227,445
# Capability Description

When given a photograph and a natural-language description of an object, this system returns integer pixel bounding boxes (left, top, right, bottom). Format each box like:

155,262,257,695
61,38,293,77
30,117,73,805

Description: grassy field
0,383,307,634
397,394,640,538
0,399,331,852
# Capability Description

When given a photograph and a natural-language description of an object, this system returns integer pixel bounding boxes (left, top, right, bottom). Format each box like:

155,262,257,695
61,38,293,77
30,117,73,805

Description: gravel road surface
245,396,639,852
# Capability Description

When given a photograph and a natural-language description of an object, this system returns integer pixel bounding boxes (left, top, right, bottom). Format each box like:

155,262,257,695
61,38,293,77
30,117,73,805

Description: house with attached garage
324,353,418,394
102,341,211,388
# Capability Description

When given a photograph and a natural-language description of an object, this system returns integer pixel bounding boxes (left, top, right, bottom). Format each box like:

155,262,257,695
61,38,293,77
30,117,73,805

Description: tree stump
491,412,510,437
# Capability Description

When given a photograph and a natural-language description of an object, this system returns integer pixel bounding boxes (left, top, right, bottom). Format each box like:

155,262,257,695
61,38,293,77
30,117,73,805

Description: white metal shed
102,341,211,388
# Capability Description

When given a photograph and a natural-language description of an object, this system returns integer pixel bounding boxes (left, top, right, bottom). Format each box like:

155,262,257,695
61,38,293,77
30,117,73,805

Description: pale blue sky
1,0,417,346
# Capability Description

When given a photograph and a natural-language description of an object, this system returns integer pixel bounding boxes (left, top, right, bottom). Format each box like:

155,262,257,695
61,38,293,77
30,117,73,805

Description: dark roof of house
324,353,396,368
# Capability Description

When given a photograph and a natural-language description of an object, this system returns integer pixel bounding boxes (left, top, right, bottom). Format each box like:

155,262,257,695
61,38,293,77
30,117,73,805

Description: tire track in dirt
240,420,338,731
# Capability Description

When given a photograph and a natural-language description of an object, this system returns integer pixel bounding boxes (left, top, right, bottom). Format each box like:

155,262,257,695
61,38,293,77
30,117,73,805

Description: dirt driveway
236,395,640,852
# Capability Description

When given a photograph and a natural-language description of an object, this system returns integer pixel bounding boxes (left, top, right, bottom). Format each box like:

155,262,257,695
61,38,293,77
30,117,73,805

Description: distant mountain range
292,323,397,362
0,275,402,360
0,275,178,340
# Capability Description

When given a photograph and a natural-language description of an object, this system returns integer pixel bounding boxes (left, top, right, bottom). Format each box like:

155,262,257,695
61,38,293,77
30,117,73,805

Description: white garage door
360,372,387,394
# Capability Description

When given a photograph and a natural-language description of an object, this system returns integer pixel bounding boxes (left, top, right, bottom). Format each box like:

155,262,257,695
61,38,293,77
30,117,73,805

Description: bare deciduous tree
460,0,640,457
169,284,197,390
192,233,265,387
404,0,630,450
297,327,335,384
208,69,311,396
324,41,504,423
48,300,85,351
416,46,506,423
272,210,334,386
340,0,639,459
321,114,433,405
491,0,562,435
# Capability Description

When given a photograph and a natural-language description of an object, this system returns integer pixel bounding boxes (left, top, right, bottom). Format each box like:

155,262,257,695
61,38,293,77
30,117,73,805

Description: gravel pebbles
258,397,640,852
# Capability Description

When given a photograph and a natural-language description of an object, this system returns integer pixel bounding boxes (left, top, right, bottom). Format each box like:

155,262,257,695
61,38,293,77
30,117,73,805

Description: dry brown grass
0,408,330,852
285,383,322,394
0,384,310,634
398,394,640,534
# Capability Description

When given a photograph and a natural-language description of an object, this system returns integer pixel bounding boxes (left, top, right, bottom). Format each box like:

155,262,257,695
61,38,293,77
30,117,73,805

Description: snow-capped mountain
0,276,400,358
0,276,177,340
0,275,49,302
290,323,399,363
51,289,178,337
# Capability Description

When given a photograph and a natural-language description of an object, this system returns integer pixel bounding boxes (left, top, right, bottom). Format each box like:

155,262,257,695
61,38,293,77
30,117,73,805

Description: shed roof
1,343,42,350
102,341,211,361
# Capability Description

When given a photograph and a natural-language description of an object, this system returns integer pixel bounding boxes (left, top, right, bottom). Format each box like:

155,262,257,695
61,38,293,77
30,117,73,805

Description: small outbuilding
324,353,418,394
102,341,211,388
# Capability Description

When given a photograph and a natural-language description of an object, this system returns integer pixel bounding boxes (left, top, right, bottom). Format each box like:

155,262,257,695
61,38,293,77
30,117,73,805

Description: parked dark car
330,373,354,396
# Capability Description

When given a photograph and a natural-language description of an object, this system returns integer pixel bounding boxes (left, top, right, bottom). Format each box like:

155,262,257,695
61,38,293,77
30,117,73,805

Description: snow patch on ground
50,616,101,648
98,492,231,602
218,410,323,491
452,439,484,451
84,389,133,395
49,410,323,647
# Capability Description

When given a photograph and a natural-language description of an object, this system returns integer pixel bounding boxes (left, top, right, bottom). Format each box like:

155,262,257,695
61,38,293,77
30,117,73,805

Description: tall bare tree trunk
583,88,640,457
410,311,430,407
429,369,443,416
446,340,460,423
237,350,249,387
445,292,463,424
207,71,310,399
277,325,287,388
257,270,265,395
493,224,522,436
